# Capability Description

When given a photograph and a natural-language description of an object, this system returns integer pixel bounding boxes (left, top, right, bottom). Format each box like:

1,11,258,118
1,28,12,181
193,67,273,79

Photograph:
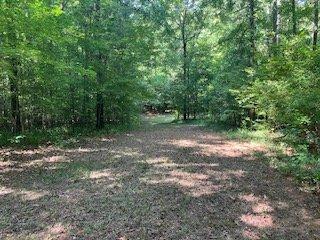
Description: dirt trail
0,123,319,239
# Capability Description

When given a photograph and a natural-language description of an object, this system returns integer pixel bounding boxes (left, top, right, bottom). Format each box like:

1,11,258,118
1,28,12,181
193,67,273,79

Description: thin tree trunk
6,2,22,133
82,49,90,125
291,0,297,35
69,84,76,127
94,0,105,129
248,0,255,66
10,58,22,133
272,0,280,45
182,9,188,120
96,91,104,129
0,96,4,126
313,0,319,50
193,86,198,120
248,0,256,123
95,55,104,130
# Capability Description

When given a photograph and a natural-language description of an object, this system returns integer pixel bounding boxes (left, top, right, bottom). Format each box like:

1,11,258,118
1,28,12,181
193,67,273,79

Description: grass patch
226,128,272,143
39,161,94,184
204,121,320,190
172,118,208,126
142,114,176,125
205,122,276,143
275,153,320,186
241,130,319,189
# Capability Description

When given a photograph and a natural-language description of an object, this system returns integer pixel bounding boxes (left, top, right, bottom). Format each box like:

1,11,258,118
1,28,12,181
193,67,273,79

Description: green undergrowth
142,114,176,125
0,123,135,149
172,118,207,126
205,122,320,191
1,114,171,149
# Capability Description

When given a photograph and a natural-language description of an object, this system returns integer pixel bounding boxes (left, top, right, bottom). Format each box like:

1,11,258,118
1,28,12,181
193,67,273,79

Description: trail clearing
1,123,319,239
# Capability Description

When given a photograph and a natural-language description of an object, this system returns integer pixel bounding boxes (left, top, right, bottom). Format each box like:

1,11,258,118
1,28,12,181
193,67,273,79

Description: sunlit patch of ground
0,124,319,239
169,138,266,158
142,169,222,197
4,223,71,240
242,228,261,240
0,186,48,201
240,214,273,229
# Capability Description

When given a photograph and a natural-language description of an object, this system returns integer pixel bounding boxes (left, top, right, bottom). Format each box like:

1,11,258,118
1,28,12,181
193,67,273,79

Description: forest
0,0,320,239
0,0,318,134
1,0,319,181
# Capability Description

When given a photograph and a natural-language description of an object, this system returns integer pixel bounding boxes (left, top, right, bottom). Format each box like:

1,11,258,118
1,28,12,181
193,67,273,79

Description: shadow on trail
0,124,319,239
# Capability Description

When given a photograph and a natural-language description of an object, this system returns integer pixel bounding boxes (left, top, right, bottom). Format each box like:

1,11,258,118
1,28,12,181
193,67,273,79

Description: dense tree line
1,0,319,155
0,0,154,133
147,0,320,154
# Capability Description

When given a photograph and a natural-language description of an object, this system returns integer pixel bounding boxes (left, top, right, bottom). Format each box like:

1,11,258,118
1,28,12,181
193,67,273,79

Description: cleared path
0,123,319,239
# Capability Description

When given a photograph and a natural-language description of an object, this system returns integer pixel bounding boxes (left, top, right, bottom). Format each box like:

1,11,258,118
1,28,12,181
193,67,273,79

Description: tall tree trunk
69,84,76,127
313,0,319,50
82,49,90,125
0,96,4,126
96,91,104,129
95,69,105,130
272,0,280,45
291,0,297,35
6,2,22,133
10,58,22,133
248,0,256,123
182,9,188,120
94,0,105,129
248,0,255,66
